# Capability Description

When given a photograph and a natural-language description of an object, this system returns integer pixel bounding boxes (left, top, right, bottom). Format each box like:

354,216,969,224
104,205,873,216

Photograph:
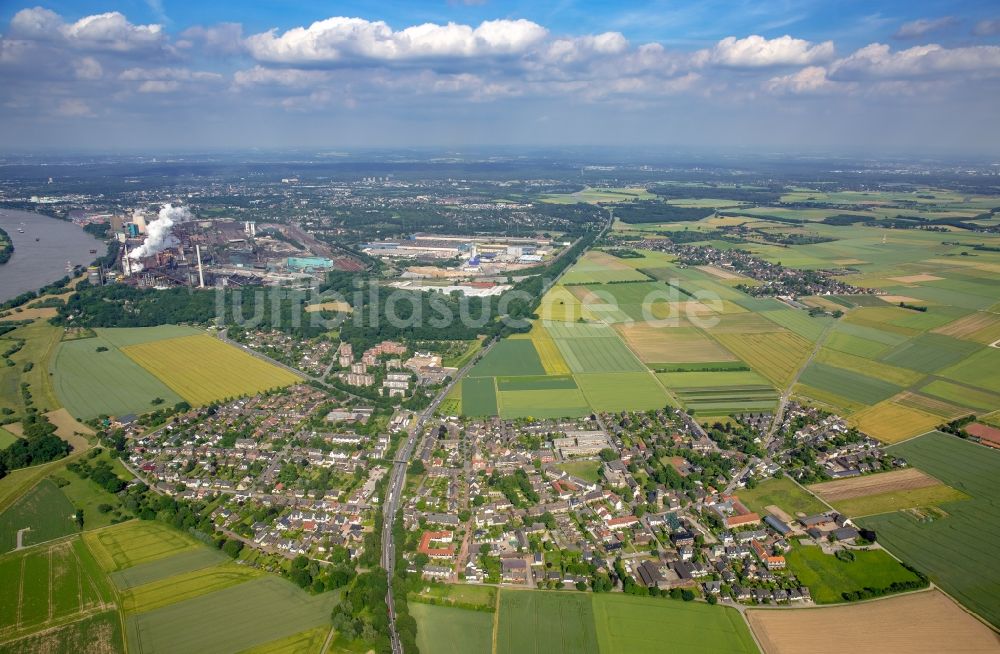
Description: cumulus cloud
764,66,847,94
831,43,1000,79
73,56,103,80
10,7,164,52
178,22,244,54
708,34,835,67
119,67,222,82
244,17,548,64
232,65,331,89
973,19,1000,36
894,17,957,39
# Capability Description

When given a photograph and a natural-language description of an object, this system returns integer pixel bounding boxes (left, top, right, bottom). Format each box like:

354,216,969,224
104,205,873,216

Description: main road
380,216,611,653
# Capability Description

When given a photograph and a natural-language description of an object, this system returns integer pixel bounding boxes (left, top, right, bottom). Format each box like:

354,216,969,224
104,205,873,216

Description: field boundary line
491,588,500,654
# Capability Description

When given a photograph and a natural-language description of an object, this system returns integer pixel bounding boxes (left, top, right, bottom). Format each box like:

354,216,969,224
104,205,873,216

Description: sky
1,0,999,154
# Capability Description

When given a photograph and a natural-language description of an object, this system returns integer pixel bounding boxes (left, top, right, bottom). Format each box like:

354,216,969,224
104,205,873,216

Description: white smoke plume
129,203,192,259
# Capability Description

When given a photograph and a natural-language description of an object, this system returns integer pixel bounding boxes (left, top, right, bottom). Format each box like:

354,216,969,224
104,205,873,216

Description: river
0,208,103,302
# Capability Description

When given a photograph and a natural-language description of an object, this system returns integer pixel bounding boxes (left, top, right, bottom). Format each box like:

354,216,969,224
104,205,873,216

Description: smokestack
250,222,256,238
122,244,132,277
195,245,205,288
244,221,250,234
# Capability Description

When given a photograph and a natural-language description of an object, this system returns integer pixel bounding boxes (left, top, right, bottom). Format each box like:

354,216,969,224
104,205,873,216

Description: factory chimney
250,222,256,238
122,244,132,277
195,245,205,288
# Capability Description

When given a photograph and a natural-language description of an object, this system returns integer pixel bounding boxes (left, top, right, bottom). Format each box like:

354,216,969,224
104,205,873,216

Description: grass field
560,251,650,284
83,521,202,573
496,590,598,654
919,379,1000,412
50,464,127,533
122,335,301,406
938,348,1000,393
554,336,646,374
52,335,184,420
812,348,923,387
735,477,828,517
109,547,229,590
0,320,63,415
747,590,1000,654
798,362,901,405
860,432,1000,628
592,594,757,654
461,377,498,417
469,339,545,378
574,372,671,412
0,479,77,552
411,604,492,654
239,626,329,654
408,583,497,610
121,561,264,614
879,333,981,374
785,543,923,604
125,575,338,654
0,537,115,644
497,387,589,419
555,460,602,483
95,326,203,348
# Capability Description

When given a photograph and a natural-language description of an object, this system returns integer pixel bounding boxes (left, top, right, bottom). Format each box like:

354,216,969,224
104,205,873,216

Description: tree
598,448,616,462
75,509,84,530
222,539,244,558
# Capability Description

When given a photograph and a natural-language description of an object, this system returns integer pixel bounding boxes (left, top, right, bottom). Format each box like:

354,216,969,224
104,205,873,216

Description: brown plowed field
747,590,1000,654
809,468,937,502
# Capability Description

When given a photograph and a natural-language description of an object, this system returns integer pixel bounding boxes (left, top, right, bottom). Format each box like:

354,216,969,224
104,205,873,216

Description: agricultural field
0,610,123,654
410,604,493,654
460,377,498,417
51,332,184,420
125,575,338,654
0,319,63,415
109,547,229,590
784,543,923,604
713,332,813,387
122,334,301,406
798,362,901,406
735,477,828,517
83,520,202,573
238,627,329,654
95,326,203,348
747,590,1000,654
0,479,77,552
120,561,264,613
0,537,116,645
615,323,737,364
592,594,757,654
469,339,546,378
496,590,598,654
808,468,968,517
559,251,651,284
848,400,941,444
574,372,671,412
498,387,589,419
408,582,496,610
860,432,1000,628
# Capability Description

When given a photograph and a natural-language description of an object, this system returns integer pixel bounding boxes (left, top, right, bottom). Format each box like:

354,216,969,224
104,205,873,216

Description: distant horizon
1,1,999,152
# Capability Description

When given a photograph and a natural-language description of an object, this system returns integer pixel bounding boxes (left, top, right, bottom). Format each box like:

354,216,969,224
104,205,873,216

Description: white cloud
232,66,330,88
73,56,103,80
764,66,846,94
10,7,164,52
973,19,1000,36
708,34,834,67
54,98,92,116
137,80,178,93
831,43,1000,79
894,17,957,39
244,17,548,64
120,67,222,82
178,23,244,54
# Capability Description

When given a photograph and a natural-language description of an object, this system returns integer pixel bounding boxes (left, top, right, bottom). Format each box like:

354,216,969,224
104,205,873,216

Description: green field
798,362,901,405
125,575,337,654
83,520,202,573
498,387,589,419
469,340,546,377
121,561,265,614
554,336,646,373
0,537,115,644
575,372,671,412
825,484,969,518
735,477,828,517
110,547,229,590
939,348,1000,393
497,375,577,391
860,432,1000,628
52,335,184,420
555,460,602,483
0,479,77,552
461,377,498,417
592,594,757,654
51,451,133,532
0,320,63,415
411,603,493,654
496,590,598,654
785,543,923,604
0,428,17,449
880,333,981,374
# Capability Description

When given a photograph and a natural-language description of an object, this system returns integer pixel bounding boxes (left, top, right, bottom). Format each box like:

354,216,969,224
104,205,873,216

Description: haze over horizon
1,1,999,153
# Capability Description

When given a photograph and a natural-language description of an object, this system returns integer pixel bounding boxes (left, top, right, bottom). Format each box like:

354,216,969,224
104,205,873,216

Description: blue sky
1,1,999,152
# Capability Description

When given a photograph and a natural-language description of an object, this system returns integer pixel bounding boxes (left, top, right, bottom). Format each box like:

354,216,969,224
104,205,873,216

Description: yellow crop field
715,331,812,387
932,310,1000,344
531,327,571,375
615,324,737,363
122,335,301,406
538,285,586,322
848,400,941,443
